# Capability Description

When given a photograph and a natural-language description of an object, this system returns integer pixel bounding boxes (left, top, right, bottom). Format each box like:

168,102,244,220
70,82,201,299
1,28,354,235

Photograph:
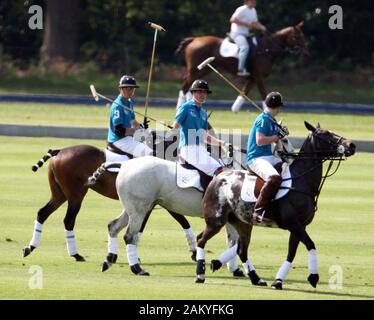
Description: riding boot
253,175,282,223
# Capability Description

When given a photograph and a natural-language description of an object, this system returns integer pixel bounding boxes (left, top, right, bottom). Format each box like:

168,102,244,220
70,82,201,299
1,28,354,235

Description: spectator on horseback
247,92,288,223
172,80,226,178
230,0,267,76
107,75,153,157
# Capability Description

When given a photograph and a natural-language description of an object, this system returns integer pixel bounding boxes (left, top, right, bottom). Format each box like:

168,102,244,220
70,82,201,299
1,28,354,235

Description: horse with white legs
23,132,197,262
105,155,266,284
196,122,356,288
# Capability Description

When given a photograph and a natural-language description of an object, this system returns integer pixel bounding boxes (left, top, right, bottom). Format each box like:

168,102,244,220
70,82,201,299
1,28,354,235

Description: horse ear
296,21,304,28
316,122,321,129
304,121,316,132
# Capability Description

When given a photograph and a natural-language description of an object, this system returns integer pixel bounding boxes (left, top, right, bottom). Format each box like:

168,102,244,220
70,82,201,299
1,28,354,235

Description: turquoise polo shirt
175,99,208,148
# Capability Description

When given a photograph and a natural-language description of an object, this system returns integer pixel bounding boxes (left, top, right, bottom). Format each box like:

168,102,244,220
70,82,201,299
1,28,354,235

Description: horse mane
175,37,195,56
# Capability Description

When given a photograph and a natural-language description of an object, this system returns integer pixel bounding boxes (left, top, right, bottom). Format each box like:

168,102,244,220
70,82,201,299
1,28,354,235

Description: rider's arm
251,21,267,33
204,131,225,147
256,131,279,146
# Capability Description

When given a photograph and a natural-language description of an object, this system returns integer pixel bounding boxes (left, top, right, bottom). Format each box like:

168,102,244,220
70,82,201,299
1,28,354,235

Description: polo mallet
89,85,172,129
197,57,287,136
143,22,166,129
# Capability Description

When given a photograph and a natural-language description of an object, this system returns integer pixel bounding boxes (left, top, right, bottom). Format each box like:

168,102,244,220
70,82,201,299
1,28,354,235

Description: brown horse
176,22,307,103
22,142,196,262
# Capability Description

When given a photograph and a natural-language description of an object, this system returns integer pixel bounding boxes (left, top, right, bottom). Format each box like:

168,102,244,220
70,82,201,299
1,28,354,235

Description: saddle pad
176,163,203,192
104,149,130,173
240,163,292,202
219,38,239,58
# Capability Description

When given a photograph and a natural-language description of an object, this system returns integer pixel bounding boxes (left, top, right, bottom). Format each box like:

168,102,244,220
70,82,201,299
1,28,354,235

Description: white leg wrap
65,230,78,256
231,95,246,113
108,235,118,254
29,220,43,247
196,247,205,261
218,243,237,265
242,259,256,274
226,256,239,273
308,249,318,274
184,228,196,252
275,261,292,280
126,244,139,266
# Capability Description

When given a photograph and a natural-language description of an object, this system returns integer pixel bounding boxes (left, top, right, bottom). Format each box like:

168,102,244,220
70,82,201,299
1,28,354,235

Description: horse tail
175,37,195,56
32,149,60,172
86,162,121,186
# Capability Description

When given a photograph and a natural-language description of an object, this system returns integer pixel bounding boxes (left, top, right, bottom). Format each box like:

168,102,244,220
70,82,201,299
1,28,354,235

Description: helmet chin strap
192,97,206,106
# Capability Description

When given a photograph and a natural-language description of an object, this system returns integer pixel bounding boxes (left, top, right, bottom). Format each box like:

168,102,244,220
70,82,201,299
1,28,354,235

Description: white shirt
230,5,259,36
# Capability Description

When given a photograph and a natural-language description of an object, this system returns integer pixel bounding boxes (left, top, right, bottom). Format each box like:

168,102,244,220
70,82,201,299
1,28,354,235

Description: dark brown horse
195,122,356,289
176,22,307,102
22,142,195,262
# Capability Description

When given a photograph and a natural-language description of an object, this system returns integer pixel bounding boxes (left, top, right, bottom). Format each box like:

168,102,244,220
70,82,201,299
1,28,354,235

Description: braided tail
31,149,60,172
86,162,122,186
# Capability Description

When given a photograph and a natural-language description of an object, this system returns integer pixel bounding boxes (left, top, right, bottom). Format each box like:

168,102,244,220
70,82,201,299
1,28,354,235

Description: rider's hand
143,118,150,130
278,125,289,139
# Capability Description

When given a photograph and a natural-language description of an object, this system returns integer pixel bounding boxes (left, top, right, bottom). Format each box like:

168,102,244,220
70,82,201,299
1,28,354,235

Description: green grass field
0,136,373,300
2,102,374,140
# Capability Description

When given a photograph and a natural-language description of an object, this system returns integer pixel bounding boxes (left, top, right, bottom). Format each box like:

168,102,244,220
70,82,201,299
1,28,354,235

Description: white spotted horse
102,146,265,283
23,131,198,262
196,122,356,289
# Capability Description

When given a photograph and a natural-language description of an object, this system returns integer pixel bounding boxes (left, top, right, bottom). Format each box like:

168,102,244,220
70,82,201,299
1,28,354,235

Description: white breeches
113,136,153,157
232,34,249,70
180,144,221,176
248,155,281,181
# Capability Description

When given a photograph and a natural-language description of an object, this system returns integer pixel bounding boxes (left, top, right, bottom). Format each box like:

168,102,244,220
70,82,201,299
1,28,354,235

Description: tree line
0,0,373,73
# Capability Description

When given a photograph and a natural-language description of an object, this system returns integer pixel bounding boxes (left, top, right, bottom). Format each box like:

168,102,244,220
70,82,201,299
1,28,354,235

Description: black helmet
265,91,283,108
190,80,212,94
118,75,139,88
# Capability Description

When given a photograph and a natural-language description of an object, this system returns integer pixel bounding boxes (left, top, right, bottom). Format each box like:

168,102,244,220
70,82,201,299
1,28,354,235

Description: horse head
278,21,308,56
304,121,356,158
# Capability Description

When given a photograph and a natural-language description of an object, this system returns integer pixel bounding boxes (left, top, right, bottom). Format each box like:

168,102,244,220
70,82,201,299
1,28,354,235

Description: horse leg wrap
184,228,196,252
108,235,118,255
65,230,78,256
29,220,43,248
196,260,206,283
275,261,292,281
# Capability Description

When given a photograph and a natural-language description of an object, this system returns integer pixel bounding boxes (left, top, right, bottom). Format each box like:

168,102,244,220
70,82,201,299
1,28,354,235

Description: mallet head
148,22,166,32
197,57,215,70
90,85,99,101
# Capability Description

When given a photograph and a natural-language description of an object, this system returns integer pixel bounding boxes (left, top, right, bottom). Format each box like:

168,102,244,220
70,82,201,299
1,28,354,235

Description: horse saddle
240,163,292,203
219,35,258,59
104,143,134,173
176,161,212,192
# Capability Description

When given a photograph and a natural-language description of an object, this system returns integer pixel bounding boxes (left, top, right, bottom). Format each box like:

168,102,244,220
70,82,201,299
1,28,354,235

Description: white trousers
232,33,249,71
180,144,221,177
113,136,153,158
248,155,281,181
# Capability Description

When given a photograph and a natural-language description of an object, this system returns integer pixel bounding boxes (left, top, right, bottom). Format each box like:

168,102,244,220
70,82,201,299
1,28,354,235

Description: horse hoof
308,273,319,288
271,279,283,290
210,259,222,272
106,253,117,264
22,246,34,258
131,263,149,276
248,270,267,286
195,275,205,283
73,254,86,262
233,268,246,278
191,251,197,262
102,261,110,272
138,270,150,276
